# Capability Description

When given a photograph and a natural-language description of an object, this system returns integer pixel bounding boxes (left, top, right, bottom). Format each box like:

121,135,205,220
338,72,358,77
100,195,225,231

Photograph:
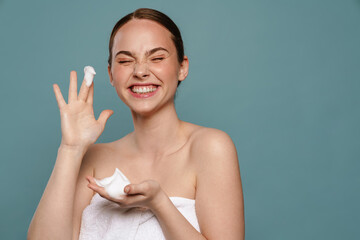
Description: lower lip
128,87,160,98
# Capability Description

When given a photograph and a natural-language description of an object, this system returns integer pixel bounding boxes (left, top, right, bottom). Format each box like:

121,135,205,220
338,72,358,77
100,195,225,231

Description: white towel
79,193,200,240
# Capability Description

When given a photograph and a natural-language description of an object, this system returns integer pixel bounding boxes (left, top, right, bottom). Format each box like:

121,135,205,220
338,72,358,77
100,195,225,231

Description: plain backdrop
0,0,359,239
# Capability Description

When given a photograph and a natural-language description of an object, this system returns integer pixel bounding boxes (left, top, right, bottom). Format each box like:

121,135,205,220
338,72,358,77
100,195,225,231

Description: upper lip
128,83,160,88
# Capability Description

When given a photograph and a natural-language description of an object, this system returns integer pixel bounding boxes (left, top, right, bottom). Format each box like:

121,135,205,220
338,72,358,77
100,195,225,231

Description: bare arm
27,145,87,239
27,71,113,239
152,194,207,240
72,144,103,239
194,129,244,240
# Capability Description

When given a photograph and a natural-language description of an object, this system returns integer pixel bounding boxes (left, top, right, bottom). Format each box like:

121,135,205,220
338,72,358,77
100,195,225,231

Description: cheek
112,65,133,81
150,61,179,81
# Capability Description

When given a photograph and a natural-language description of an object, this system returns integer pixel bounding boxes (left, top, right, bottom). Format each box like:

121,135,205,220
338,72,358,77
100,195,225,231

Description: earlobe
178,56,189,81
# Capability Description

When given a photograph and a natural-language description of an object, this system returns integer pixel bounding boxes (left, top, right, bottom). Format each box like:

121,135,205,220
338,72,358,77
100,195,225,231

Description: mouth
128,84,160,98
129,84,159,94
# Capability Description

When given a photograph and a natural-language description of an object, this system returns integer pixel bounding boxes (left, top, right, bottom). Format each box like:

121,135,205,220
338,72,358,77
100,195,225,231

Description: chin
129,103,159,117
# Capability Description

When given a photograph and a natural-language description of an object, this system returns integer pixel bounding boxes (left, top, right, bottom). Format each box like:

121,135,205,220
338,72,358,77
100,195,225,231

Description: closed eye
151,57,164,62
118,60,133,64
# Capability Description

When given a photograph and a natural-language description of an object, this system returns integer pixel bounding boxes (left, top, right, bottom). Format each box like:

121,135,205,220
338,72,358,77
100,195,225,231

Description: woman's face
108,19,188,116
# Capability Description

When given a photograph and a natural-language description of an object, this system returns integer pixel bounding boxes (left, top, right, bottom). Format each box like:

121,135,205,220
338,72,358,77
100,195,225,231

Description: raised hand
53,71,113,149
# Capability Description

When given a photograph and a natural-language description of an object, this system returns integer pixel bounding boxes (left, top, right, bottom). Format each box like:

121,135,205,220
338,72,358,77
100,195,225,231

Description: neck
130,102,185,158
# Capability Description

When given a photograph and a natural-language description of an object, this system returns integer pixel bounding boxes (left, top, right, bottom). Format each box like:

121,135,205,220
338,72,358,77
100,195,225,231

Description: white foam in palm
94,168,131,199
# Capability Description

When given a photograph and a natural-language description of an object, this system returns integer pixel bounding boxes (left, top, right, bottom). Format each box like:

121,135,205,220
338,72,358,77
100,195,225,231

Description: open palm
53,71,113,149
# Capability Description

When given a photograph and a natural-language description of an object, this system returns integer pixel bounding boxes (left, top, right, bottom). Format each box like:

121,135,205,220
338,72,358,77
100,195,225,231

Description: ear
108,65,114,86
178,56,189,82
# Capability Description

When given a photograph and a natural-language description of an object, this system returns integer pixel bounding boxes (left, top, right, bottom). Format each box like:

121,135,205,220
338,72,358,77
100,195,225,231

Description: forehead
112,19,174,54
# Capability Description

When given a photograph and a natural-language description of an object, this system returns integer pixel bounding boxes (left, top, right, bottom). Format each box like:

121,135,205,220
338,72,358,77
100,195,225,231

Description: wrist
58,143,88,156
151,191,171,215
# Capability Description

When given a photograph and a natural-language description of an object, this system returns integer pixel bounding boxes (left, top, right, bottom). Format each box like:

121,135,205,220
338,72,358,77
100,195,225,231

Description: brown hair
108,8,185,86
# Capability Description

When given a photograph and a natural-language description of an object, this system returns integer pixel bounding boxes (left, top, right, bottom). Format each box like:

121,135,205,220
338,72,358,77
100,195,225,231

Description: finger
124,185,131,194
125,182,149,195
87,176,130,204
87,182,104,193
97,110,114,128
78,75,90,102
87,176,104,188
87,182,128,204
68,71,77,103
86,81,94,104
88,185,108,199
87,177,107,196
53,84,66,109
86,176,119,199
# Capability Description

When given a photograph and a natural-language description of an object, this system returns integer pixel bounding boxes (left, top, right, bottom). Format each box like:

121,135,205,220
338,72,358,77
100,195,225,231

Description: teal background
0,0,359,239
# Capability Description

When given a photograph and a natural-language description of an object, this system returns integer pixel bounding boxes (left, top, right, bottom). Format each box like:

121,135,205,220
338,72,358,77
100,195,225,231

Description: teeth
131,86,157,93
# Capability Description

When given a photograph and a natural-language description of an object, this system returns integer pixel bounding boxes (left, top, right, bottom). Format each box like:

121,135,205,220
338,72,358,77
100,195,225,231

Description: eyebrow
115,47,169,58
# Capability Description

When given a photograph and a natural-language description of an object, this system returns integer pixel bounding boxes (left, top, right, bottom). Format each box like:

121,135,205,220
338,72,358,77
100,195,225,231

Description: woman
28,8,244,240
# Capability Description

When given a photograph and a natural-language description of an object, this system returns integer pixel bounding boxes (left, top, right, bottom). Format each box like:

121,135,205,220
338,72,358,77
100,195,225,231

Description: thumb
97,109,114,127
125,181,154,195
124,183,142,195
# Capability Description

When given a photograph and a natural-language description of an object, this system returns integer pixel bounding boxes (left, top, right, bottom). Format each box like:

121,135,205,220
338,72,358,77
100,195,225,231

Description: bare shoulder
188,126,239,182
189,126,237,158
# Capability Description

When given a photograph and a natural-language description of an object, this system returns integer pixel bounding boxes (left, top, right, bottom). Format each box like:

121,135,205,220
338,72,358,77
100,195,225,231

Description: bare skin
28,18,244,240
91,122,200,199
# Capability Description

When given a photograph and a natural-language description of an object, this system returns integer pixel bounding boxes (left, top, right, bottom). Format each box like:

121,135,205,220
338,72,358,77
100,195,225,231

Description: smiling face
108,19,188,116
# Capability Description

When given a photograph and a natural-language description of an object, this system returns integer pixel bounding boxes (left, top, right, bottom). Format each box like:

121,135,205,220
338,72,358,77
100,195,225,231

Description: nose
133,62,150,79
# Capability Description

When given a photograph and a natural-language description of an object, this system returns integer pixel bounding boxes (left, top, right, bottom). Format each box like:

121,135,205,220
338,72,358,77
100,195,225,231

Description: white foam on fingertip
84,66,96,87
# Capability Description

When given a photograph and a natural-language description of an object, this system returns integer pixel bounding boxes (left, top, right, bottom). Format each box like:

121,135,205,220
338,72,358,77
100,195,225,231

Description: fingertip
70,70,77,79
